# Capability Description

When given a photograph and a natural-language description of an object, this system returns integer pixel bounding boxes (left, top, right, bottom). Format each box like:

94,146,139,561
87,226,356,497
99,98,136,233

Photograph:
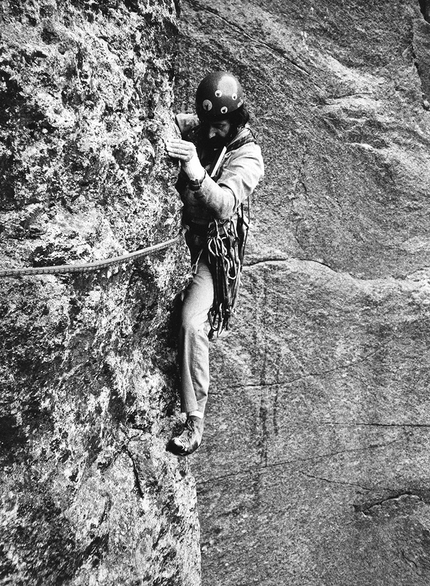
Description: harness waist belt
187,221,210,237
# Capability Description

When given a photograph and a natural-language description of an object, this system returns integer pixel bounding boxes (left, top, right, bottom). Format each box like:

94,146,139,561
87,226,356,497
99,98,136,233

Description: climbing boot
167,416,204,457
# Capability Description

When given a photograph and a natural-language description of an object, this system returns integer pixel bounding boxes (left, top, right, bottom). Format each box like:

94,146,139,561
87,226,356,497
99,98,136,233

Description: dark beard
200,138,227,171
206,133,229,150
193,124,236,170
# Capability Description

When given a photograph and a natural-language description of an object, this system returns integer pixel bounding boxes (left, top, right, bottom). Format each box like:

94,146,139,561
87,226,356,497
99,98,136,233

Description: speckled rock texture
0,1,200,585
174,1,430,585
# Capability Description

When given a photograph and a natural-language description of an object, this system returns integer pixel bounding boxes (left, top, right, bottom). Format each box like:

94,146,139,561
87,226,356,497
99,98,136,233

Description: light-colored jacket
175,114,264,227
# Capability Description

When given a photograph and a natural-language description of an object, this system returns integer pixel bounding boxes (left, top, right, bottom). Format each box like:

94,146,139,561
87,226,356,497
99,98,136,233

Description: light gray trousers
178,256,214,415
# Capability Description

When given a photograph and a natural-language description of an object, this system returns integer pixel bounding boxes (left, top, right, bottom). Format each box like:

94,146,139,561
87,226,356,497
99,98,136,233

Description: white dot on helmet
203,100,213,111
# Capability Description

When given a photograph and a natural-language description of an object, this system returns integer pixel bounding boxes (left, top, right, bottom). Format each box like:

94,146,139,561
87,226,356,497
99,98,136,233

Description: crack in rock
320,422,430,429
188,0,310,75
124,447,145,498
355,491,427,516
299,470,372,491
401,549,421,575
198,438,402,487
225,346,384,392
419,0,430,22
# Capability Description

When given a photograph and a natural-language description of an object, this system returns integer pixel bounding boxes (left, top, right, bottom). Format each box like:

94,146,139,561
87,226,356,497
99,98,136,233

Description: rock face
174,0,430,585
2,0,430,584
0,2,200,585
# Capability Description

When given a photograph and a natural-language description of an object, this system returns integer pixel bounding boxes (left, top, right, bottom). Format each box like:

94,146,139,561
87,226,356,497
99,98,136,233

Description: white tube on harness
210,146,227,178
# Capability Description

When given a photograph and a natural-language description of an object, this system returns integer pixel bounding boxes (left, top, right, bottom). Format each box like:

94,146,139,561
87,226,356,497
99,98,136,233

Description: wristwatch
188,170,207,192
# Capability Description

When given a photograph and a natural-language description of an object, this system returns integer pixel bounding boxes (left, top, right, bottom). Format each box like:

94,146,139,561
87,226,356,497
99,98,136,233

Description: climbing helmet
195,71,244,121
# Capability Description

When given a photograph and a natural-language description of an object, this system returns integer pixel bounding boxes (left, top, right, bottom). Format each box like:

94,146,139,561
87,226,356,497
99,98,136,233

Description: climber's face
207,120,231,140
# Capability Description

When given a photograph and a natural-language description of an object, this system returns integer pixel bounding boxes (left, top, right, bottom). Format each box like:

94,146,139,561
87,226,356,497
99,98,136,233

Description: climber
165,71,264,457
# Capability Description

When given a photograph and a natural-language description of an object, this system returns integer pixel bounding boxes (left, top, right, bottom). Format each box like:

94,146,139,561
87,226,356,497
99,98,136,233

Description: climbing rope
0,234,180,278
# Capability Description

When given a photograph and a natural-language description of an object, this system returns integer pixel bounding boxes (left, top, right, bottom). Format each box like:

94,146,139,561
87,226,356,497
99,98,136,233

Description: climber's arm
165,138,264,220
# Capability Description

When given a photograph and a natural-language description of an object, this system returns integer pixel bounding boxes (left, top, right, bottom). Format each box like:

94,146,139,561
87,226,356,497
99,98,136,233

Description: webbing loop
0,234,180,278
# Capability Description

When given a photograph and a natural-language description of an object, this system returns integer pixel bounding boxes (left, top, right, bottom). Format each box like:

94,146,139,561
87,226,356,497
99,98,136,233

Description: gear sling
204,134,255,338
206,197,249,339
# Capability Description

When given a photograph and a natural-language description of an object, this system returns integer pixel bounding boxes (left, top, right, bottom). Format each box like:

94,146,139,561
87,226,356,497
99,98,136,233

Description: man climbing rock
165,71,264,456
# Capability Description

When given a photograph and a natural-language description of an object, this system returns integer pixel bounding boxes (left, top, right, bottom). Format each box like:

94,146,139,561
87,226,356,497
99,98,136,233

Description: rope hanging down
0,234,180,278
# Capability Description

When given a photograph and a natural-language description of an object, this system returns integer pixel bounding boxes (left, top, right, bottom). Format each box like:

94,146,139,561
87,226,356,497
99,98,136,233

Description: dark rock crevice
299,470,372,492
355,491,429,516
419,0,430,22
414,0,430,105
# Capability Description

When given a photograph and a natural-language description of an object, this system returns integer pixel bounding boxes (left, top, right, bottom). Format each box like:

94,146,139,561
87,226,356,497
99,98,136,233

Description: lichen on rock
0,1,199,585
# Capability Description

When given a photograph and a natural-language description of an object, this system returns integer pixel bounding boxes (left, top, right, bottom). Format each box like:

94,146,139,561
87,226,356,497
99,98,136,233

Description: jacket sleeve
194,143,264,220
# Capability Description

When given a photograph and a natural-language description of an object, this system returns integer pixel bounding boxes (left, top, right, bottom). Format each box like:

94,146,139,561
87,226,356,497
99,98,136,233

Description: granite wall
2,0,430,585
173,1,430,585
0,1,200,585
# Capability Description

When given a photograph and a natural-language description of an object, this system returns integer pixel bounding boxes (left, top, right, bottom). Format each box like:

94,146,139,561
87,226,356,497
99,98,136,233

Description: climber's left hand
165,139,205,182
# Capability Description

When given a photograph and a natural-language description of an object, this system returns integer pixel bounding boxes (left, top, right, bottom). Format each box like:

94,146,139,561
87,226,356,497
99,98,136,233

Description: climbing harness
0,234,180,278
